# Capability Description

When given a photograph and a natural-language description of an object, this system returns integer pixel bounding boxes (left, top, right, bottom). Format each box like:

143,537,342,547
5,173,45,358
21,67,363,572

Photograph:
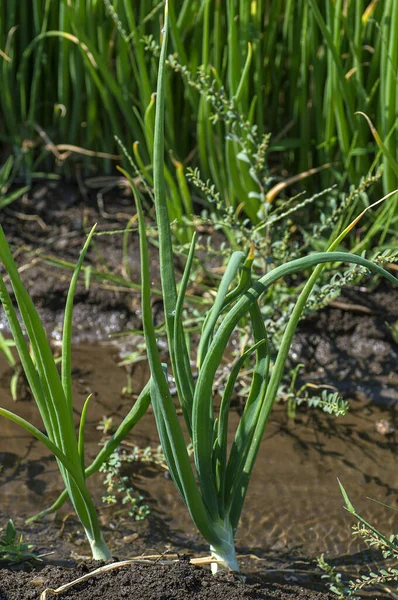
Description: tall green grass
1,1,397,224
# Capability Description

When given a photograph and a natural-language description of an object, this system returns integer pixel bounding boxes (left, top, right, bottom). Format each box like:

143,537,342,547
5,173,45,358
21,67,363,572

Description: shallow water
0,343,397,573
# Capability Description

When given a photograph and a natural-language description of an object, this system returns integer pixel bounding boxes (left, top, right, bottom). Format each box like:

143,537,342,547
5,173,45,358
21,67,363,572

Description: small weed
319,483,398,598
386,320,398,344
318,554,353,600
0,520,39,565
278,364,349,421
96,416,116,436
100,449,150,521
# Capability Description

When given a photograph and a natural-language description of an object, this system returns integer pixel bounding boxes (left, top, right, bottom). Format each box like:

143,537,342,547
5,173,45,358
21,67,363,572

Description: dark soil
293,284,398,403
0,180,159,342
0,558,335,600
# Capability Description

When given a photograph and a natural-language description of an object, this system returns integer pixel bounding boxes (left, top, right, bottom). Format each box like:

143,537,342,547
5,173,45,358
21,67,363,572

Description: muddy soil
0,182,397,598
293,284,398,404
0,180,207,343
0,341,397,598
1,180,164,343
1,344,397,558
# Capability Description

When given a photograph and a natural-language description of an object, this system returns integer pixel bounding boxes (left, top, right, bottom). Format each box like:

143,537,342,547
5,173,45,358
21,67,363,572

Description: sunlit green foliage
130,2,398,572
1,0,397,226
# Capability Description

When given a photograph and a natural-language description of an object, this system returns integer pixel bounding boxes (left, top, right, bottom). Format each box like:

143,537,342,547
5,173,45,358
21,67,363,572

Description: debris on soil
0,558,336,600
375,419,395,436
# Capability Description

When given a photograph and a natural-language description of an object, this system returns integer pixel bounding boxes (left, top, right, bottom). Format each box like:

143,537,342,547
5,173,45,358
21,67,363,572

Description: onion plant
0,226,110,558
130,1,398,573
2,0,397,570
0,225,151,558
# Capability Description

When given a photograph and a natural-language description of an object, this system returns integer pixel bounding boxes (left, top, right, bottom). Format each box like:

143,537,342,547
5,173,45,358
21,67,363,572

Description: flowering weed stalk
130,1,398,573
319,482,398,599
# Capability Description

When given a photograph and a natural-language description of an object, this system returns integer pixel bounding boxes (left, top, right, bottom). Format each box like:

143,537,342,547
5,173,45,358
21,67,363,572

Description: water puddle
1,341,397,575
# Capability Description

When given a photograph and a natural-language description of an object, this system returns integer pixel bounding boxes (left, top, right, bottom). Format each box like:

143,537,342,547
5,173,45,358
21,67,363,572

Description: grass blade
62,225,96,408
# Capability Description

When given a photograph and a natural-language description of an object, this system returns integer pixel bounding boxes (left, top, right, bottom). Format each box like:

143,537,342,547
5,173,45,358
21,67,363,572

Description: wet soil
0,180,159,343
293,284,398,405
0,341,397,598
0,182,397,598
0,343,397,558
